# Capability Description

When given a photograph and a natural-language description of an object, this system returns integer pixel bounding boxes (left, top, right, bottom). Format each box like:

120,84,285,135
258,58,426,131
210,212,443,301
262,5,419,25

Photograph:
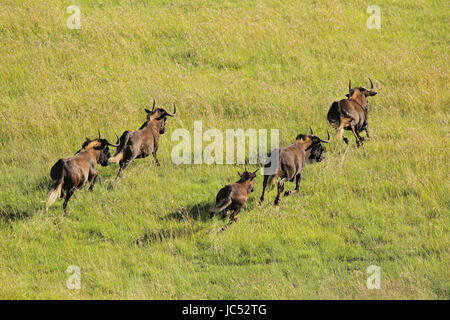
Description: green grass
0,0,448,299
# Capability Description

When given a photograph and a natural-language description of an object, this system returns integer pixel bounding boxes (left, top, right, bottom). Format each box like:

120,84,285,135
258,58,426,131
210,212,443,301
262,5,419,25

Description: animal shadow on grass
0,205,31,223
136,225,203,245
34,176,52,192
165,201,213,222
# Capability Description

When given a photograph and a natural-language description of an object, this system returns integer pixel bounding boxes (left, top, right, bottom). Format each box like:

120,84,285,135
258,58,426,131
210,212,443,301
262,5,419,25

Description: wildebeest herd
46,79,377,231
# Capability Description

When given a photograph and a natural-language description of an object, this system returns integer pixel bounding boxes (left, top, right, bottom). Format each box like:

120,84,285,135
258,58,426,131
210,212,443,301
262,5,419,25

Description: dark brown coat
327,79,377,146
210,169,258,231
109,100,176,183
259,129,329,206
46,134,118,214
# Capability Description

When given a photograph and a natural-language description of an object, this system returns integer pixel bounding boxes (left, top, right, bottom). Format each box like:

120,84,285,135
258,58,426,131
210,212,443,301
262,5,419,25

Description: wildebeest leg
336,124,348,144
284,174,301,197
274,178,286,206
88,170,98,191
221,210,229,219
152,149,160,166
363,124,371,141
350,125,362,147
63,188,75,216
356,130,365,145
114,159,132,184
259,175,269,205
221,207,241,231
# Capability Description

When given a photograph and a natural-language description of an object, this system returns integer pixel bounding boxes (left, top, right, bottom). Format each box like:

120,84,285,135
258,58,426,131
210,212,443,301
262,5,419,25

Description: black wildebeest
46,132,119,215
327,78,377,147
259,128,329,206
109,100,176,183
210,168,258,231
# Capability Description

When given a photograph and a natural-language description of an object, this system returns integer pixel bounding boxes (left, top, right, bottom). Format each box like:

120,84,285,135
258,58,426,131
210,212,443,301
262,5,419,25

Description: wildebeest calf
259,128,329,206
46,132,118,215
210,169,258,231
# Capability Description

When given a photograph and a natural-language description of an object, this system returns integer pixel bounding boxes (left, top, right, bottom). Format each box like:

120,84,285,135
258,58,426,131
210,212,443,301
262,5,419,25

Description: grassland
0,0,448,299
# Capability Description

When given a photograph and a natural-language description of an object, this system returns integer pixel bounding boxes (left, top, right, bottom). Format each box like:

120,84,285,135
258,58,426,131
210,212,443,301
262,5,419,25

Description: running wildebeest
210,168,258,231
46,132,119,215
259,128,329,206
109,100,176,183
327,78,377,147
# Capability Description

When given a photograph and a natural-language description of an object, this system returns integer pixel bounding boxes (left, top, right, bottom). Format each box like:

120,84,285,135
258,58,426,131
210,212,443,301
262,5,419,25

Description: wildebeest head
346,78,377,104
144,99,177,134
301,127,330,163
81,131,120,166
237,168,258,193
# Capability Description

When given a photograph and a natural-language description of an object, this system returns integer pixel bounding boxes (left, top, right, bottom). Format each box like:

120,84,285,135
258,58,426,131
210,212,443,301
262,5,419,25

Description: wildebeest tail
109,131,130,164
327,101,341,129
46,161,65,210
210,198,232,213
263,155,280,190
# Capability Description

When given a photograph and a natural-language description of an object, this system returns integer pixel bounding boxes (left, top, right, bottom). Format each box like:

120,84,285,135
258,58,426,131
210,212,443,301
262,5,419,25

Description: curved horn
348,79,352,93
98,130,101,139
369,78,374,89
105,137,120,147
310,126,314,135
165,103,177,117
145,100,157,114
318,130,330,143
